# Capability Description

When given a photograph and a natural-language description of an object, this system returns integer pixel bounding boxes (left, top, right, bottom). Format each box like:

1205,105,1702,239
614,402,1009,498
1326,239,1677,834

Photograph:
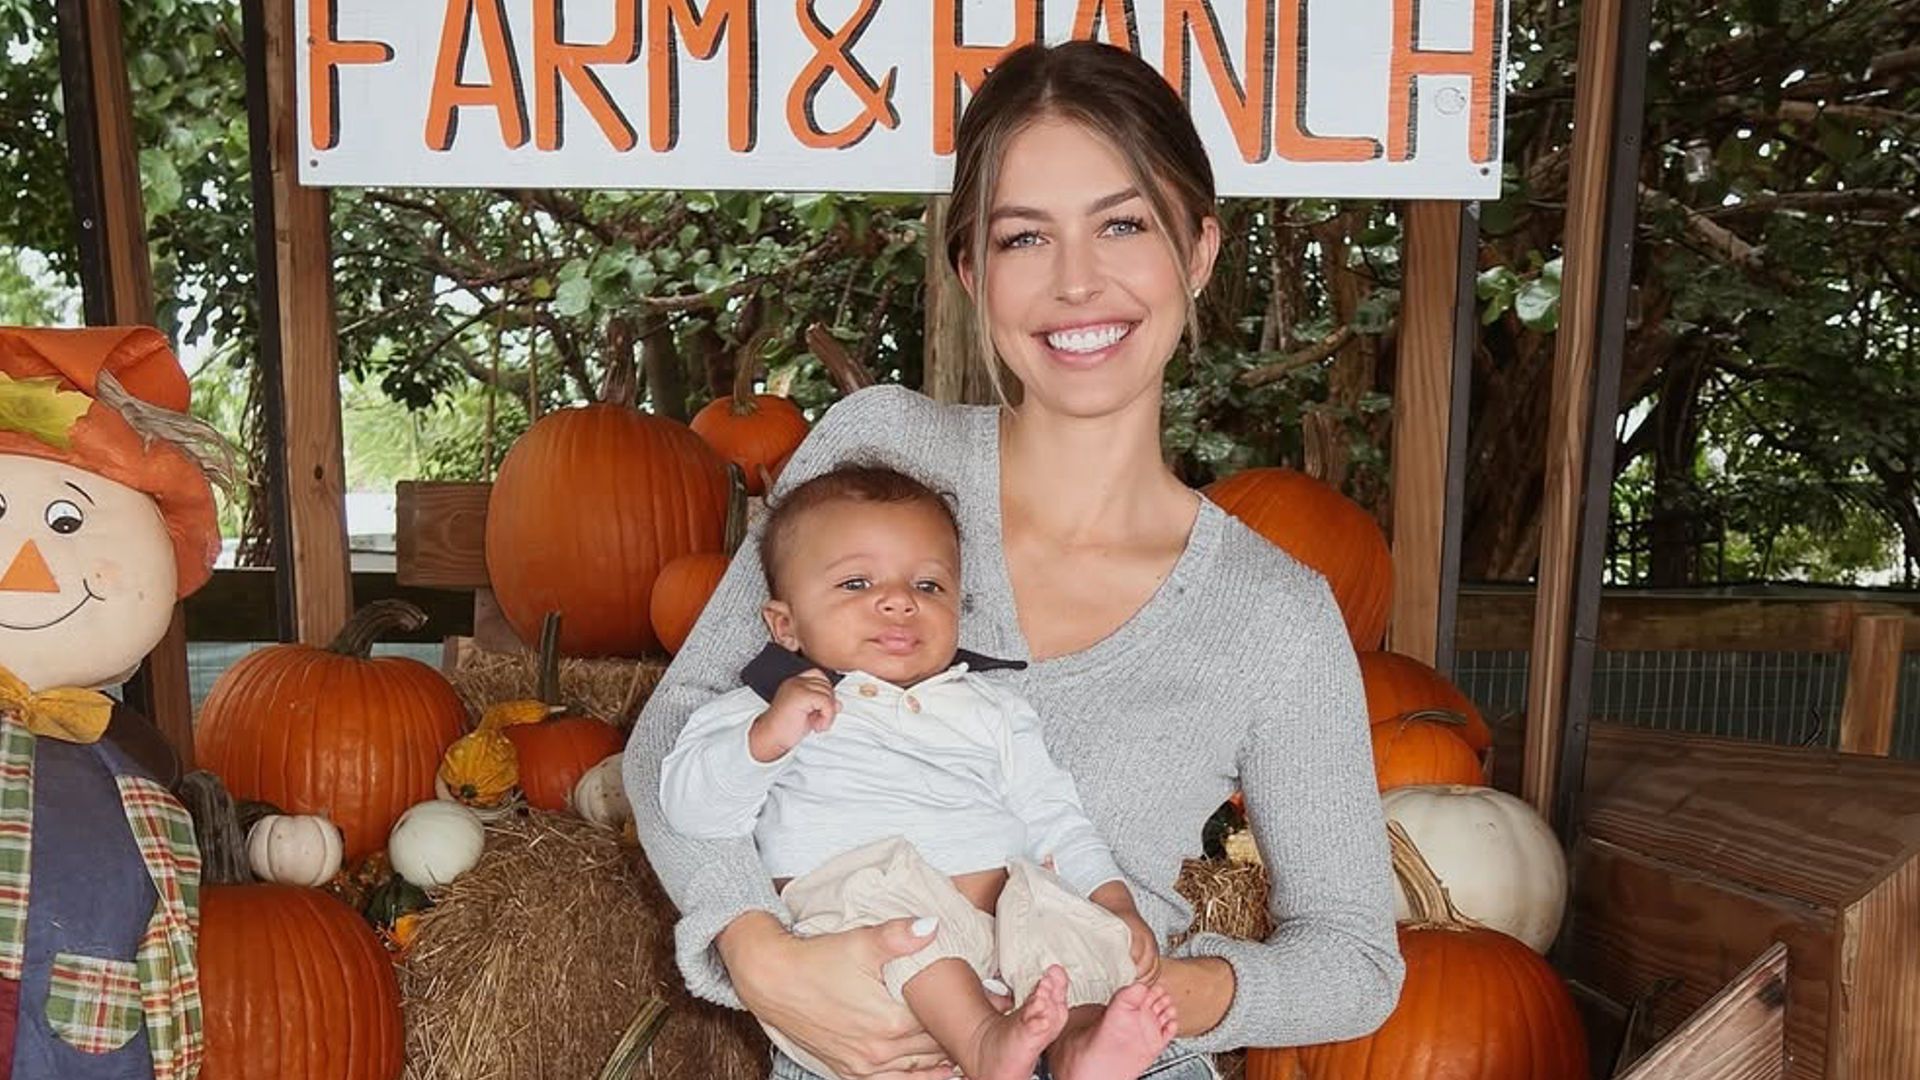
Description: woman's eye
1103,216,1147,237
995,230,1041,251
44,500,83,535
837,578,870,591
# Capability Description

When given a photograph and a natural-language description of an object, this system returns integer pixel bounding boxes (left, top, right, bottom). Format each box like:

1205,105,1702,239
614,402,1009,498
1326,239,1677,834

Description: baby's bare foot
960,966,1070,1080
1051,982,1178,1080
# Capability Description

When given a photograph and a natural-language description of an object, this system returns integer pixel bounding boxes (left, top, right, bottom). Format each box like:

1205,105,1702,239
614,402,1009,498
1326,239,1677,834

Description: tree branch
1237,326,1356,388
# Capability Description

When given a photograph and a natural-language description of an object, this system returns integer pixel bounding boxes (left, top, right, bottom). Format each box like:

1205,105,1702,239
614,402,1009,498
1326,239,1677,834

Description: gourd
651,465,747,655
245,813,343,888
196,600,468,860
1370,710,1484,791
437,728,518,809
1382,784,1567,952
1358,650,1492,752
1203,467,1392,651
689,348,809,496
484,359,729,657
569,754,633,830
388,799,486,889
502,613,628,812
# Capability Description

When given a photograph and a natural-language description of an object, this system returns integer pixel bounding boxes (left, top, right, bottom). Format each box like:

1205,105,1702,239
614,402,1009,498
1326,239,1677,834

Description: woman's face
967,115,1219,422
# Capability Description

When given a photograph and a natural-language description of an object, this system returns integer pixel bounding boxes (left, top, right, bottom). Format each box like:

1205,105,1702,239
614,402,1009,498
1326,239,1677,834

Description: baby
660,464,1178,1080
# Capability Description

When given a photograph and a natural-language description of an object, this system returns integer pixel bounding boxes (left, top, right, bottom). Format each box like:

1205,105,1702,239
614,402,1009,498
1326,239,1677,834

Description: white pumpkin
246,814,344,887
388,799,486,888
568,754,631,830
1381,784,1568,952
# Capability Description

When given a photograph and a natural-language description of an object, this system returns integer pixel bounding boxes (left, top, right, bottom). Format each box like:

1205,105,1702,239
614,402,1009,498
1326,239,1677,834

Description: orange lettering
1272,0,1380,162
1163,0,1272,164
649,0,758,153
425,0,528,151
787,0,899,150
307,0,392,151
932,0,1043,156
1071,0,1139,53
534,0,641,151
1387,0,1500,162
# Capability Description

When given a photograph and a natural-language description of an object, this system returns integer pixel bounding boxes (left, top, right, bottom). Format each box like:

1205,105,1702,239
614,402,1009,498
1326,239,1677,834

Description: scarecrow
0,326,230,1079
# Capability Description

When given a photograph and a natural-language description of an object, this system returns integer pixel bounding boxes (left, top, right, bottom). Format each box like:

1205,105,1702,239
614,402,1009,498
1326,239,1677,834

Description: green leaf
1515,280,1560,332
554,277,593,316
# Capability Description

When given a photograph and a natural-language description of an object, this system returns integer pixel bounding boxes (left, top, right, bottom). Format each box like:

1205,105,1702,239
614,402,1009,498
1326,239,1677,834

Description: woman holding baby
627,39,1402,1080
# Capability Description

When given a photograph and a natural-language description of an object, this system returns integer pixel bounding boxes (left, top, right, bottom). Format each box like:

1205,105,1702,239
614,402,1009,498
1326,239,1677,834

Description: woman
626,40,1403,1080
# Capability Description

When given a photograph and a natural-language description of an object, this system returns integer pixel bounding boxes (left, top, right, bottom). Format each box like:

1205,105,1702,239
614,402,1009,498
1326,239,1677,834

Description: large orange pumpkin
1204,468,1392,650
690,357,809,496
196,601,467,861
1358,651,1492,752
1251,825,1587,1079
1370,711,1484,792
200,884,404,1080
486,402,729,657
651,466,748,655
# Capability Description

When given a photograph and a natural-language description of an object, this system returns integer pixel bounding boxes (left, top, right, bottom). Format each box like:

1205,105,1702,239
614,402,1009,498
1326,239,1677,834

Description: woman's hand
718,911,955,1079
1152,954,1237,1038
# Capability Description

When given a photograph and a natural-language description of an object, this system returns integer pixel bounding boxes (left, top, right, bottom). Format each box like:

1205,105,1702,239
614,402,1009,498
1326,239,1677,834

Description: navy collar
741,642,1026,702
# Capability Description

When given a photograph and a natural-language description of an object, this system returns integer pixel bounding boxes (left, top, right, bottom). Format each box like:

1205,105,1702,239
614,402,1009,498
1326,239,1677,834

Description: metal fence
1455,650,1920,759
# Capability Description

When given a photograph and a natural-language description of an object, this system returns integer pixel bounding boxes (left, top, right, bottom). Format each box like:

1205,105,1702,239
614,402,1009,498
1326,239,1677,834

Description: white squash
568,754,631,830
1381,784,1567,952
388,799,486,888
246,814,344,887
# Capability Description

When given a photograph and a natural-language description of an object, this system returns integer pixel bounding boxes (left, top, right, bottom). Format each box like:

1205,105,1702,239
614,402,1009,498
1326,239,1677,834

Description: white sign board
297,0,1508,198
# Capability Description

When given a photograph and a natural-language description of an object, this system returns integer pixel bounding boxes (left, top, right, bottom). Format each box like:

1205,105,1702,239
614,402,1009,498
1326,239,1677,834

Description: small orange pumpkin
1370,710,1484,792
1203,467,1392,651
1358,651,1492,752
651,466,748,655
1253,824,1587,1079
502,612,629,812
690,350,809,496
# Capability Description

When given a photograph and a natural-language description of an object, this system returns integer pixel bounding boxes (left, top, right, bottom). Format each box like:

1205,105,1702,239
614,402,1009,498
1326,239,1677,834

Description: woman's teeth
1045,324,1130,354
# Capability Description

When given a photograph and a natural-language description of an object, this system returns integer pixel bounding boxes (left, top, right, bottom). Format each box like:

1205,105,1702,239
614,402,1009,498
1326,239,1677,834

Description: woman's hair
760,463,961,596
943,41,1218,401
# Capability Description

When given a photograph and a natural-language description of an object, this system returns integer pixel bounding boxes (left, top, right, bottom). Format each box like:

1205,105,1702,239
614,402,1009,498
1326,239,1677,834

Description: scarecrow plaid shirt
0,711,204,1077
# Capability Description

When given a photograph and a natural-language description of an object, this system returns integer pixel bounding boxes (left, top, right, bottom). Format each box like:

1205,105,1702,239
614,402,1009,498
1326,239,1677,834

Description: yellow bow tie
0,664,112,744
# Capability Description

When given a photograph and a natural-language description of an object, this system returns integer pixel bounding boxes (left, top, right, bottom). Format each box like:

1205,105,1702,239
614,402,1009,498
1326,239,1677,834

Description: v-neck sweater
625,384,1404,1052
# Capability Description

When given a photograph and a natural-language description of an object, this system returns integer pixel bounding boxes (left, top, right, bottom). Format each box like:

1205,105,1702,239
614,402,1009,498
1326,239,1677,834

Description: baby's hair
761,463,960,597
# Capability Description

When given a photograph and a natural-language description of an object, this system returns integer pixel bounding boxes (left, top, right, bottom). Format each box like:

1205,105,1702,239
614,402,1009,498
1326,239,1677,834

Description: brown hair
760,463,961,596
944,41,1218,401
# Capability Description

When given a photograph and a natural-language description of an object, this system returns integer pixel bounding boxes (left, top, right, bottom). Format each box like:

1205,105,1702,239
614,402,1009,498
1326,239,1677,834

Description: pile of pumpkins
1207,468,1588,1080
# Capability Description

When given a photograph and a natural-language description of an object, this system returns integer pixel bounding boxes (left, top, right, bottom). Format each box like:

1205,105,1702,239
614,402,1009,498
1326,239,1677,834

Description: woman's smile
1037,320,1138,368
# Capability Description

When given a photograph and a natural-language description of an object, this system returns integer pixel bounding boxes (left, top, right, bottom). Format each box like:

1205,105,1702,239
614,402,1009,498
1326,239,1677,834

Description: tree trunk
1648,353,1706,586
642,321,688,420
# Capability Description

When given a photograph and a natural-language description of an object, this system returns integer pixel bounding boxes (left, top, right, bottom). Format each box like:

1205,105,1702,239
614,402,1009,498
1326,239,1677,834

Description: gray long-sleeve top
624,384,1404,1052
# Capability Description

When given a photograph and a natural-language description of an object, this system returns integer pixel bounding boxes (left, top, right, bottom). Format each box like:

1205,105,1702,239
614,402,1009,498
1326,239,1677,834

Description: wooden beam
1838,612,1907,756
1389,202,1474,669
53,0,194,763
1454,588,1920,653
244,0,352,645
185,569,473,643
396,481,493,589
1616,943,1788,1080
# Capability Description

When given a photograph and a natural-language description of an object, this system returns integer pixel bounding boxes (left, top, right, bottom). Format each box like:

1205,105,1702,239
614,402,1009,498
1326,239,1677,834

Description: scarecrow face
0,454,177,691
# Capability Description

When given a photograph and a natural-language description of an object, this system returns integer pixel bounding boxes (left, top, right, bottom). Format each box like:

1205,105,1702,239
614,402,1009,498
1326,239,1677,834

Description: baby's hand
1122,910,1162,983
748,669,838,762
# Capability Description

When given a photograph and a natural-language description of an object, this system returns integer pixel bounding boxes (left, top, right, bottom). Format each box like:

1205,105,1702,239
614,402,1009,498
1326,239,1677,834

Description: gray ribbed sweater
624,384,1404,1054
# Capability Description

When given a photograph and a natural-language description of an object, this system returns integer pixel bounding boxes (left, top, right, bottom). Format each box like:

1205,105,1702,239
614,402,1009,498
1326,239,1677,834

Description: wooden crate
1566,723,1920,1079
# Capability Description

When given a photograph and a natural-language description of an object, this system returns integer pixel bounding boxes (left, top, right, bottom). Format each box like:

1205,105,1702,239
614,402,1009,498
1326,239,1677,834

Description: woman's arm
1169,578,1405,1052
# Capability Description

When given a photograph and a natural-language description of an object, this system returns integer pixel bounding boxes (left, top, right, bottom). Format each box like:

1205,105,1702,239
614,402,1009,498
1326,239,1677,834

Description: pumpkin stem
536,610,563,706
1387,820,1482,930
600,315,641,410
327,600,428,659
806,322,875,395
723,463,748,555
178,770,254,886
730,330,770,415
1398,708,1469,728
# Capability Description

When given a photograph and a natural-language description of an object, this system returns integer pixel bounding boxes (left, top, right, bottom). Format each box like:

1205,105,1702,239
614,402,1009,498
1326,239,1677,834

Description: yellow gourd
437,730,518,807
479,699,559,732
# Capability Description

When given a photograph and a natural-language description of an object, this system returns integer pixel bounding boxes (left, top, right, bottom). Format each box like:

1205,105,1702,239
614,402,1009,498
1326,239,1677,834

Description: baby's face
763,499,961,685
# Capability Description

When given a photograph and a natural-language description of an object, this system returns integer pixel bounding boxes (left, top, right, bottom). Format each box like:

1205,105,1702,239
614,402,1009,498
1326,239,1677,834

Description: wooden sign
297,0,1509,197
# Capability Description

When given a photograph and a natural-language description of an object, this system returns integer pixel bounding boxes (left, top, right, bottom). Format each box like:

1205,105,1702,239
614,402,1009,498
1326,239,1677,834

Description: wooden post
53,0,194,761
1616,943,1788,1079
1838,612,1907,756
1390,202,1477,671
243,0,353,645
922,197,996,405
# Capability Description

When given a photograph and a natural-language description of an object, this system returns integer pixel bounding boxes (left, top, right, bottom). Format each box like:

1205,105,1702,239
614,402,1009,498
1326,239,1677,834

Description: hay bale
399,812,767,1080
447,639,667,725
1175,839,1272,1080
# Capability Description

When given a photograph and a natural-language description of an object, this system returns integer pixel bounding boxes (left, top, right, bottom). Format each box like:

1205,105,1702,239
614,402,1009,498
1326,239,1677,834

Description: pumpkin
690,351,810,496
503,612,631,812
245,814,343,888
389,799,487,889
1203,467,1392,651
651,465,748,655
196,600,468,861
365,874,431,930
1256,824,1586,1079
1370,710,1485,792
438,728,519,808
1358,651,1491,752
570,753,633,830
1383,785,1567,952
199,884,403,1080
485,391,730,657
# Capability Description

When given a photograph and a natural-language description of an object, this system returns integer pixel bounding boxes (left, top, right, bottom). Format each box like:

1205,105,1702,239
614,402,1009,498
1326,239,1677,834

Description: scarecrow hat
0,326,226,598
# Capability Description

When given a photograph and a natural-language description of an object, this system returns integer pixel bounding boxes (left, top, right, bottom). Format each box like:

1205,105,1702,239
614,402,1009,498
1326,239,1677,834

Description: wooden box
1566,723,1920,1079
